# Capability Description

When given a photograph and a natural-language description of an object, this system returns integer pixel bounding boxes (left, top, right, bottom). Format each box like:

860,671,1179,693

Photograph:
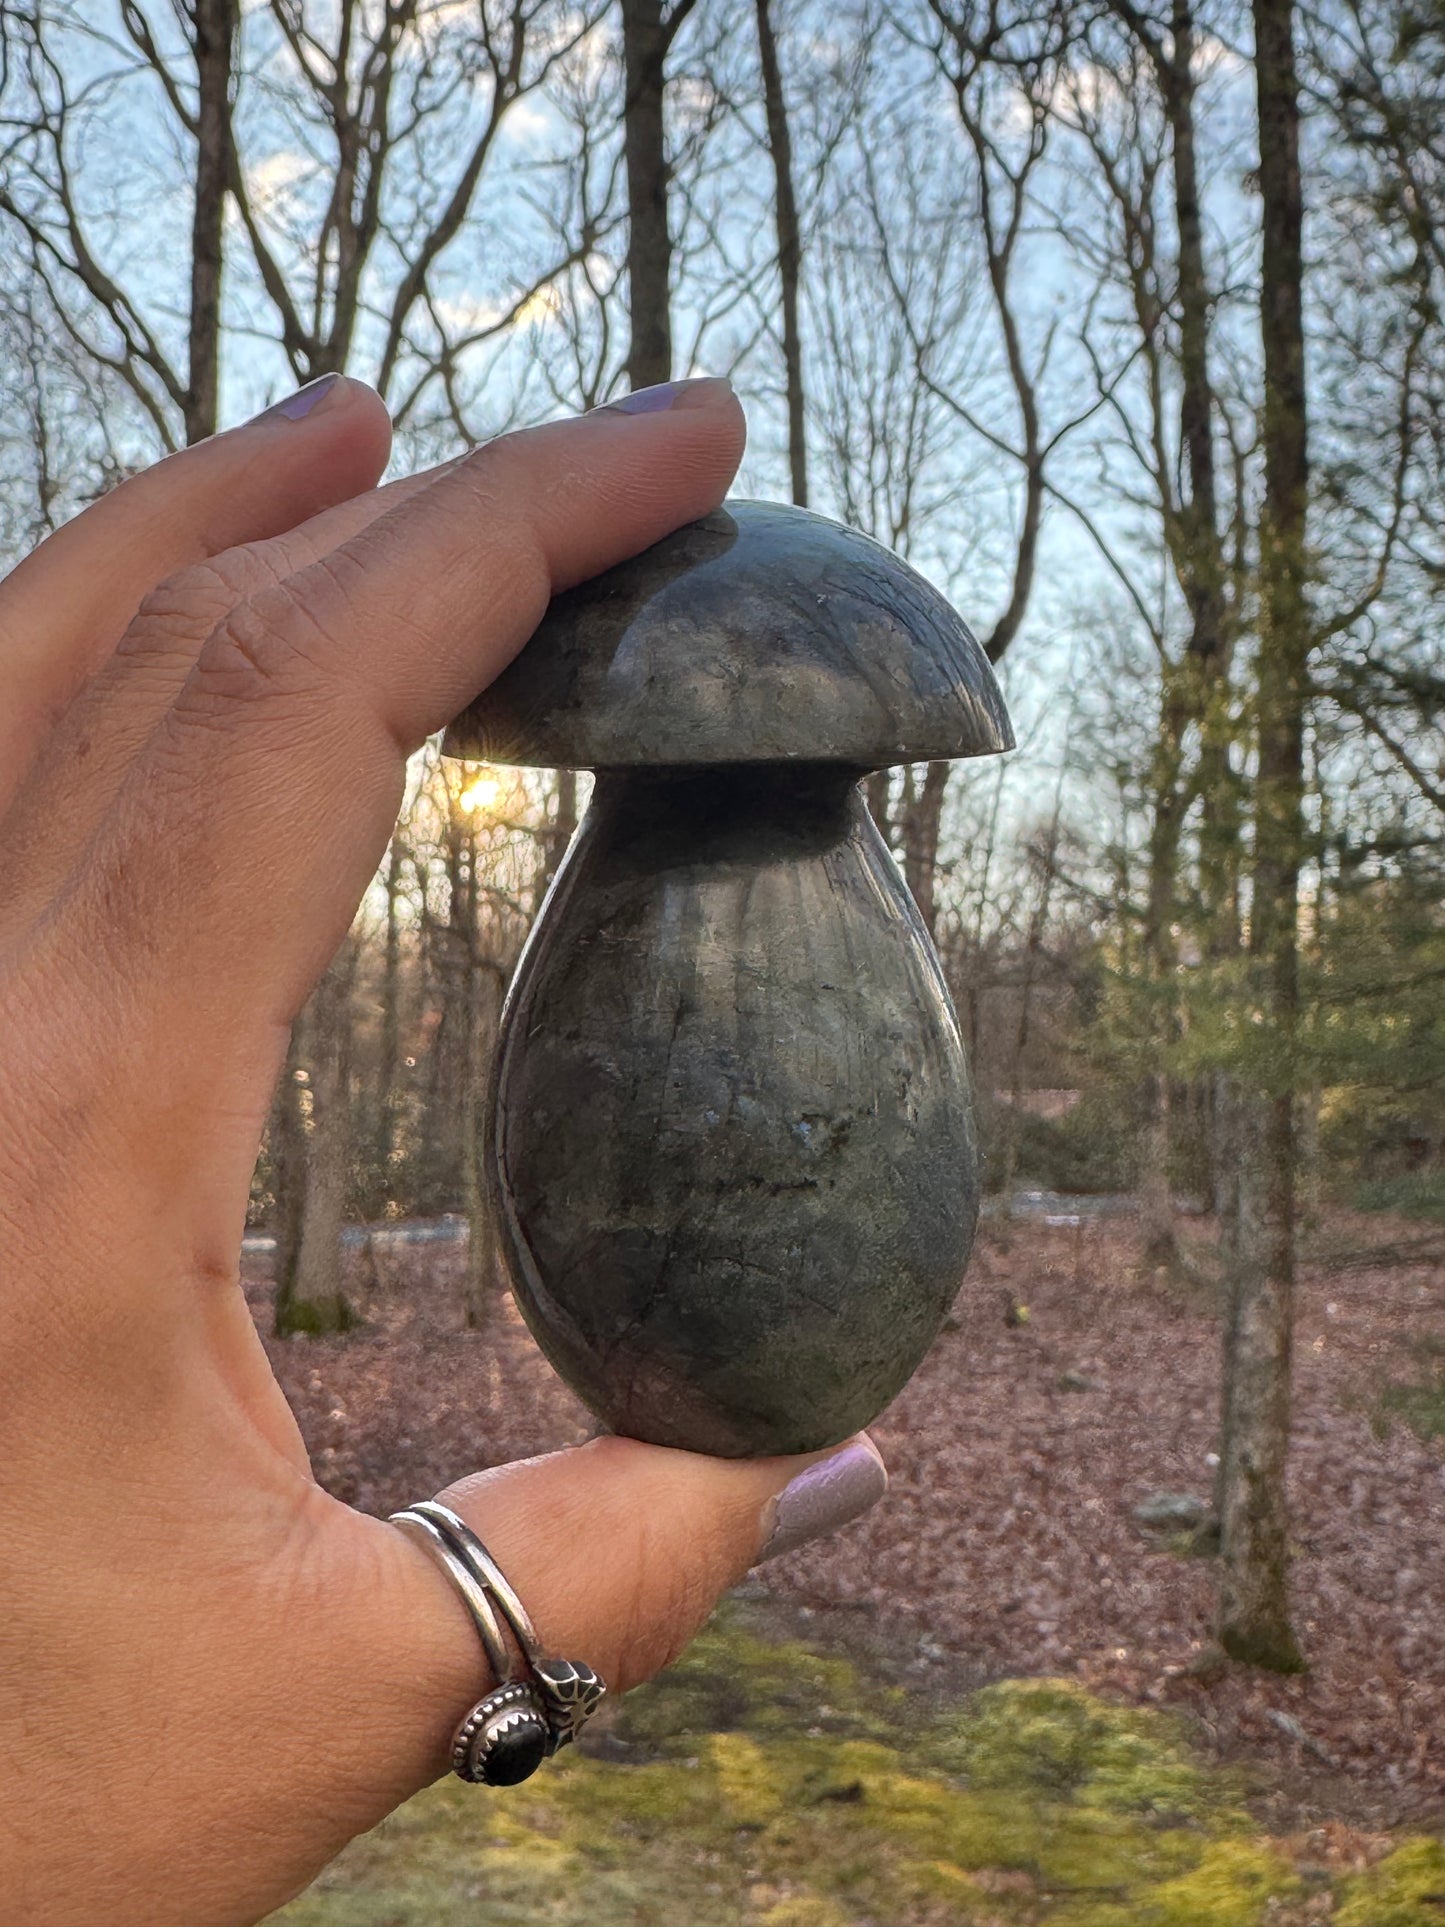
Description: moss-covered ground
271,1608,1445,1927
1376,1334,1445,1444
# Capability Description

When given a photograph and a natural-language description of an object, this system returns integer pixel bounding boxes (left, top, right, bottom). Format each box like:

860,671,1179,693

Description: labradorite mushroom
443,501,1012,1457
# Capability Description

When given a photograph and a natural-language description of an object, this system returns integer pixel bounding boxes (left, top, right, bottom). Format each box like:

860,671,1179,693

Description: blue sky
2,0,1274,865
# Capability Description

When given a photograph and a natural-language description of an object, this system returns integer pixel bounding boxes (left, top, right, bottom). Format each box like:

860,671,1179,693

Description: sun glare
459,772,503,814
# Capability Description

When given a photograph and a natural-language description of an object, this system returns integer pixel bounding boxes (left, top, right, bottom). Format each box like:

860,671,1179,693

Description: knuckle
119,567,228,673
444,450,551,588
180,573,343,719
126,560,235,650
119,551,288,673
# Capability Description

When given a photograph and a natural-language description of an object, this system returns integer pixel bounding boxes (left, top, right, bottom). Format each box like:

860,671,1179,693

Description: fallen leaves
244,1203,1445,1827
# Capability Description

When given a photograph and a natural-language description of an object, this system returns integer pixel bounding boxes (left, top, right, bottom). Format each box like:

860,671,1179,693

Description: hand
0,377,887,1927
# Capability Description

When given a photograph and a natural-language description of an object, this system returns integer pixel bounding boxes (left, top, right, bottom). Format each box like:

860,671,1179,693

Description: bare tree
0,278,137,552
1046,0,1245,1267
1,1,235,444
918,0,1066,669
755,0,807,504
371,834,410,1206
0,0,607,445
273,944,358,1337
994,756,1070,1202
1305,0,1445,830
807,105,988,905
1215,0,1309,1673
831,2,1080,933
405,754,545,1324
531,40,631,413
620,0,699,387
188,0,236,441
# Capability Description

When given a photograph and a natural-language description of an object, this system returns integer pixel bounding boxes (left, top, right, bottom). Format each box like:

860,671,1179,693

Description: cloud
997,34,1247,138
1051,59,1127,123
242,149,313,215
433,292,509,333
506,96,558,144
434,284,563,337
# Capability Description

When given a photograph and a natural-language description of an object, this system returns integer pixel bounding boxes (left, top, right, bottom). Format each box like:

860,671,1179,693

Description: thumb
435,1433,888,1694
353,1432,886,1784
234,1434,885,1922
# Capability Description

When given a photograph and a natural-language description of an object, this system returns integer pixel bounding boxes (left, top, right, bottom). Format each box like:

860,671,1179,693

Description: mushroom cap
442,499,1014,770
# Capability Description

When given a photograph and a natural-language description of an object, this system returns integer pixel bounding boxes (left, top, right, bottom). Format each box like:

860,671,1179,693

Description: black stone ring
388,1502,606,1787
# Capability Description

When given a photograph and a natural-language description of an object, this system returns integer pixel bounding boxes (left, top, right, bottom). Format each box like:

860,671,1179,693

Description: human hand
0,376,887,1927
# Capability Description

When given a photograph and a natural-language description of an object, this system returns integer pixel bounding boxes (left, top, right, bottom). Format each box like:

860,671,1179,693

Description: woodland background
2,0,1442,1909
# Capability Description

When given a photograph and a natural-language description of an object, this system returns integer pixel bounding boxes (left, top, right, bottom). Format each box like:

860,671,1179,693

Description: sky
1,0,1271,863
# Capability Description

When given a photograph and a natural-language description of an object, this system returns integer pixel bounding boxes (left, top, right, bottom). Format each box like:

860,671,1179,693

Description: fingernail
600,376,734,416
758,1438,888,1563
265,373,343,422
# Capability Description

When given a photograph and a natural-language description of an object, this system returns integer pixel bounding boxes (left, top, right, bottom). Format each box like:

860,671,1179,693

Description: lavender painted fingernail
601,376,733,416
758,1438,888,1563
267,373,342,421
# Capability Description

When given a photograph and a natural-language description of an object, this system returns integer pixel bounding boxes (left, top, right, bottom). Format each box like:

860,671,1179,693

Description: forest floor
246,1204,1445,1924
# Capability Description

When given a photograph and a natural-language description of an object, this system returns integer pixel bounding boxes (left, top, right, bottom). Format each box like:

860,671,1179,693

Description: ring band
408,1501,543,1664
389,1502,606,1787
389,1509,513,1682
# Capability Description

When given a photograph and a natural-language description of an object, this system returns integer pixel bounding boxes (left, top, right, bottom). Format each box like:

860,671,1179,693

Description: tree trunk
421,805,471,1215
269,1021,309,1319
1138,1075,1175,1270
1122,0,1232,1276
186,0,235,444
756,0,808,507
374,837,405,1203
1200,707,1244,1231
900,761,951,939
1141,681,1187,1270
460,961,504,1329
1164,2,1227,677
275,953,356,1336
541,769,579,891
995,795,1063,1216
1216,0,1309,1673
621,0,675,390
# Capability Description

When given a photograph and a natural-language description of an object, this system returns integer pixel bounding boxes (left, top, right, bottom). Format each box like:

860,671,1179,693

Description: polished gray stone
442,500,1013,772
489,769,979,1456
443,500,1012,1457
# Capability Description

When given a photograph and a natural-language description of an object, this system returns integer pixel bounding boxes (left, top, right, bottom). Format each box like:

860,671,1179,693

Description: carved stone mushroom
443,500,1013,1457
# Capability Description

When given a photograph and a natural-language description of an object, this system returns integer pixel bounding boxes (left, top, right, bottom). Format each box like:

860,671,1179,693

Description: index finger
53,381,745,1168
0,378,392,804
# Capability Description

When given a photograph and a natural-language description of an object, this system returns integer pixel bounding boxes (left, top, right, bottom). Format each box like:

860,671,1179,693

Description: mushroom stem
488,763,977,1456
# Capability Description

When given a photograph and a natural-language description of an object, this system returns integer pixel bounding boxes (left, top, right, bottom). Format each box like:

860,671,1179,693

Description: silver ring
388,1502,606,1787
406,1501,543,1664
389,1509,514,1682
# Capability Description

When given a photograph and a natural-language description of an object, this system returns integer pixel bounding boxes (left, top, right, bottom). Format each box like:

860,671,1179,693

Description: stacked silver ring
389,1500,606,1786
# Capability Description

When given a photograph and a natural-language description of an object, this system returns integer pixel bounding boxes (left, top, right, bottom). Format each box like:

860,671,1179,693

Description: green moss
929,1677,1243,1825
267,1609,1443,1927
613,1614,904,1753
1354,1170,1445,1224
274,1292,358,1337
1378,1366,1445,1443
1336,1838,1445,1927
754,1900,852,1927
1142,1839,1302,1926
